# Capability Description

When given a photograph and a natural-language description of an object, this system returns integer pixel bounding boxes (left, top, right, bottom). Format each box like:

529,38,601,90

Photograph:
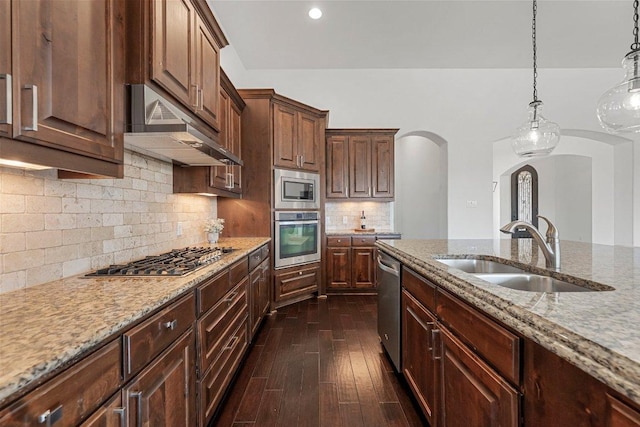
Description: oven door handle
276,220,319,226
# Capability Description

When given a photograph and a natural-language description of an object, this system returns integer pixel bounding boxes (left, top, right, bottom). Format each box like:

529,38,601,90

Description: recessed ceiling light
308,7,322,20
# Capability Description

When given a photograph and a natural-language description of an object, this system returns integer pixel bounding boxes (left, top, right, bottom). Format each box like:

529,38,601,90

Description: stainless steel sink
436,258,527,274
474,273,595,292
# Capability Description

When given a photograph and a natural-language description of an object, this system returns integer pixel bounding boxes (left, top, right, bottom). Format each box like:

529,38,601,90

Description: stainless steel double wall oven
273,168,321,269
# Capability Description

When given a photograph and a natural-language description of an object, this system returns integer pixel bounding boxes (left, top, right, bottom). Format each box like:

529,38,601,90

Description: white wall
395,134,447,238
221,45,636,243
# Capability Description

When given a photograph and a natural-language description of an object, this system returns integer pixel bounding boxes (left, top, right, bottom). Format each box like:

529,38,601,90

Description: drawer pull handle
38,405,62,425
163,319,178,330
299,271,303,275
23,84,38,131
0,74,11,125
131,391,143,427
337,239,341,243
224,336,239,351
224,291,238,304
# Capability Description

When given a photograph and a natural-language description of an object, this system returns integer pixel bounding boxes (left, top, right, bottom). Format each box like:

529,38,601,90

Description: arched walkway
395,131,448,239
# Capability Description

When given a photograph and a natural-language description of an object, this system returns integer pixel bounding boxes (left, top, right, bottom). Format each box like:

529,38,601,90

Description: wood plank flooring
213,295,426,426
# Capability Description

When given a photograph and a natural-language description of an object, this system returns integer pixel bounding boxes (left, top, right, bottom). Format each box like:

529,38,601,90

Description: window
510,165,538,239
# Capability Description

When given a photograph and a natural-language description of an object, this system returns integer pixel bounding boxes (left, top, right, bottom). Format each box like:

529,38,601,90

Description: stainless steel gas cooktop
85,246,233,277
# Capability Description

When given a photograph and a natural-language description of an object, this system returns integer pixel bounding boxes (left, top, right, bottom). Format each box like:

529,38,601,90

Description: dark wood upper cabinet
349,135,373,198
0,0,11,139
173,70,244,197
326,129,398,201
326,135,349,199
298,110,321,172
194,13,220,130
273,103,298,169
273,102,322,172
0,0,125,177
372,134,394,198
150,0,195,108
128,0,227,132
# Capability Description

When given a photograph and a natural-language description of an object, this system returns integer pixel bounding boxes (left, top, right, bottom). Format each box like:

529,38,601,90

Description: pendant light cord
532,0,539,103
632,0,640,52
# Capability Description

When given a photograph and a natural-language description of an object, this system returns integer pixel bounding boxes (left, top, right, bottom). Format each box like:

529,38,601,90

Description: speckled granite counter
326,230,401,238
0,237,269,407
376,238,640,405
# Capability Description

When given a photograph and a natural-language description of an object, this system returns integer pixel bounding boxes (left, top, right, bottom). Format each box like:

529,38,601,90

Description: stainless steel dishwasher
377,251,401,372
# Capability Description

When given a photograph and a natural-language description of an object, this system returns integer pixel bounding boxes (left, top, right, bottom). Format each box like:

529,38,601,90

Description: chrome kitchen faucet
500,215,561,270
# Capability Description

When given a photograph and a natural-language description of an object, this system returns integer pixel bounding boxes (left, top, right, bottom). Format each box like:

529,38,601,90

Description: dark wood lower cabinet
0,340,122,426
250,257,271,337
80,393,125,427
352,247,376,288
123,329,196,427
402,290,439,426
273,262,320,308
523,338,640,427
440,327,519,427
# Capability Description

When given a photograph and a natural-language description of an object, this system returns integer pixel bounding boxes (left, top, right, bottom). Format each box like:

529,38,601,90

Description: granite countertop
376,238,640,405
0,237,270,407
326,229,401,237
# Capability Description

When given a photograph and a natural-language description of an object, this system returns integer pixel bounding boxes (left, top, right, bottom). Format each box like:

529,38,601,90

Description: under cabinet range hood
124,84,242,167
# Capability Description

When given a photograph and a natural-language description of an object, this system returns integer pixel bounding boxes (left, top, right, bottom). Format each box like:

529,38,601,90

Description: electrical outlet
466,200,478,208
176,222,183,236
342,216,348,224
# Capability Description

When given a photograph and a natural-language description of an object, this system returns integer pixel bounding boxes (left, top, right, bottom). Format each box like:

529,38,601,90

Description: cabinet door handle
198,87,204,111
191,84,200,109
300,155,304,167
38,405,63,425
225,171,233,189
163,319,178,330
23,84,38,131
131,391,143,427
431,329,442,360
426,322,436,351
113,407,126,426
0,74,11,125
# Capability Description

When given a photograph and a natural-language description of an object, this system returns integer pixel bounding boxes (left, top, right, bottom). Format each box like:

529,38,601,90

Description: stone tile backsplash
0,150,216,294
325,201,393,231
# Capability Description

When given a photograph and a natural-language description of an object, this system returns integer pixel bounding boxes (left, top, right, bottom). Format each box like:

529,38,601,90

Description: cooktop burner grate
86,246,234,277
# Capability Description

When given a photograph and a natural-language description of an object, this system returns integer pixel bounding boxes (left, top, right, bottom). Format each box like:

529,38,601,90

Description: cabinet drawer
197,277,248,370
352,235,376,247
198,310,248,426
230,257,249,287
197,270,230,315
437,289,520,385
249,244,268,271
275,264,319,301
0,340,121,426
327,236,351,247
402,267,436,313
124,294,195,378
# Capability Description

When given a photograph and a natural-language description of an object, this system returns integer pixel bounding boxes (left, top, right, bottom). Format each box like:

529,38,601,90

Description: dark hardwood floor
213,295,426,426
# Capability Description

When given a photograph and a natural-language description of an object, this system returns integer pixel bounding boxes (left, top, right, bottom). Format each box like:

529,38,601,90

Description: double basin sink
436,258,611,293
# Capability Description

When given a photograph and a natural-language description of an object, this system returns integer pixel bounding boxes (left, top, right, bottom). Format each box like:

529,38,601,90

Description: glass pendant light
596,0,640,133
512,0,561,157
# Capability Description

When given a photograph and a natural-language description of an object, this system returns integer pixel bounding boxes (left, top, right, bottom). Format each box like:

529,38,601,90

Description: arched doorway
394,131,448,239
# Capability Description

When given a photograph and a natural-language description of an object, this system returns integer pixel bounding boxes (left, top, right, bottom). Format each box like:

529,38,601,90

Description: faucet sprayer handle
537,215,558,240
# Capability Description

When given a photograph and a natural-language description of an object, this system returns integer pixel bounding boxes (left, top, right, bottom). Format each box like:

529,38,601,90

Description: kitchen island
0,237,269,412
377,238,640,424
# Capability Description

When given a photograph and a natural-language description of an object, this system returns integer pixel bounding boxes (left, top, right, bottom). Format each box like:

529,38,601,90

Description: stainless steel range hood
124,84,242,167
